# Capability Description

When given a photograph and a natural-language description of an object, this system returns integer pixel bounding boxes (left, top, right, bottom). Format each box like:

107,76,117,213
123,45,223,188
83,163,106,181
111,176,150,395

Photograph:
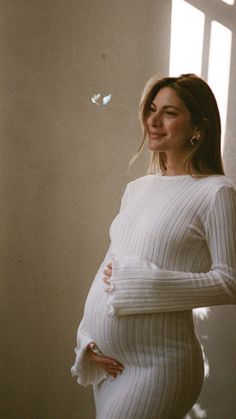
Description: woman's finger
103,267,112,277
86,343,124,379
88,342,96,350
100,357,124,369
92,354,123,370
102,276,111,285
105,367,123,375
87,349,123,370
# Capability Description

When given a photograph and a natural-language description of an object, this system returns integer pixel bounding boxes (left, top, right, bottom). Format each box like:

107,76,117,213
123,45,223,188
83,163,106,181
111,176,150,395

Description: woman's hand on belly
86,342,124,379
103,262,112,292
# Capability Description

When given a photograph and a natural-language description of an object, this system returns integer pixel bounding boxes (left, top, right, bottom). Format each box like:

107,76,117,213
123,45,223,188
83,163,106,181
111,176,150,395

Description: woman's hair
128,73,224,176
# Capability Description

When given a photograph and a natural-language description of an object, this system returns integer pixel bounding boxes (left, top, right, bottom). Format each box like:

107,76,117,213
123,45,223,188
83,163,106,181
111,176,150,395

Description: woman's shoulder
198,174,235,192
127,174,235,187
124,174,236,200
126,175,154,189
196,175,236,210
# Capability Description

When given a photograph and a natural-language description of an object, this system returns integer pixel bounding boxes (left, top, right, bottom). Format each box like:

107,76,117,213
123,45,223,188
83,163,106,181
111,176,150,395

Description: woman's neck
164,160,188,176
163,151,190,176
163,166,187,176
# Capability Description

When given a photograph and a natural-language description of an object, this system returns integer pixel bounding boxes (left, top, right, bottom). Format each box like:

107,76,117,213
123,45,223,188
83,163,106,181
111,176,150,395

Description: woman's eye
165,111,177,116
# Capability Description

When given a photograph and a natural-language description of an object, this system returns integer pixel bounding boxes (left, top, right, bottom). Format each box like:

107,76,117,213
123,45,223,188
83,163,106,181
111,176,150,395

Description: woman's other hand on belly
86,342,124,379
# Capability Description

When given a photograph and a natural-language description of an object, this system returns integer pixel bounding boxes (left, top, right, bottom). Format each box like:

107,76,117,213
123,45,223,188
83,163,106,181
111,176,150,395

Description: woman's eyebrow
151,103,181,111
163,105,181,111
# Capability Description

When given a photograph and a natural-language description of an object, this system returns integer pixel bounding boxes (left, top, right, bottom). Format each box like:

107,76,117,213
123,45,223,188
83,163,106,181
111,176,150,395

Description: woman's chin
148,138,167,152
148,143,165,152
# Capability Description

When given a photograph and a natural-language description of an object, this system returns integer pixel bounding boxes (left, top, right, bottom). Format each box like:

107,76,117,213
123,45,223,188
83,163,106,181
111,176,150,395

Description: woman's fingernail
112,362,118,366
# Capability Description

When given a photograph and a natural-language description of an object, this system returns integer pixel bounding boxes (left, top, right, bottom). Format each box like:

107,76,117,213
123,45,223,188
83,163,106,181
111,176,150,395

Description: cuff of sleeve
71,335,107,387
106,254,164,316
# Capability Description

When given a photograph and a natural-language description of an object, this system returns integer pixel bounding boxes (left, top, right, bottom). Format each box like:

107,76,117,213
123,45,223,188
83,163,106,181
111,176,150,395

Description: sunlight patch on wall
193,307,210,321
207,20,232,153
185,403,207,419
221,0,235,5
169,0,205,76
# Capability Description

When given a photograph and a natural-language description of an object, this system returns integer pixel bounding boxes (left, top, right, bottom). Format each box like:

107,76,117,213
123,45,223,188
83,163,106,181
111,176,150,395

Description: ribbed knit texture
71,174,236,419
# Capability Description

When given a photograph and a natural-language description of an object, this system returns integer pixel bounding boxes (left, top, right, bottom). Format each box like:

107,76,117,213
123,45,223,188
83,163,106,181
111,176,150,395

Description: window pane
221,0,235,5
169,0,205,76
208,20,232,152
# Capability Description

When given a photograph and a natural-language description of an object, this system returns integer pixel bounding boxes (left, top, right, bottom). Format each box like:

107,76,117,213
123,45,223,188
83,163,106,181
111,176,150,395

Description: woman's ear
192,126,201,137
189,127,201,146
191,127,202,142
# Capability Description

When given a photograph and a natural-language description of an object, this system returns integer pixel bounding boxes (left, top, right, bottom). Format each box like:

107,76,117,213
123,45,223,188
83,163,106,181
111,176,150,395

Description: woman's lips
149,132,166,139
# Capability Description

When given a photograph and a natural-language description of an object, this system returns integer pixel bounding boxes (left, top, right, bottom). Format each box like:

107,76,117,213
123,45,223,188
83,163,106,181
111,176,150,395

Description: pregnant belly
83,273,201,367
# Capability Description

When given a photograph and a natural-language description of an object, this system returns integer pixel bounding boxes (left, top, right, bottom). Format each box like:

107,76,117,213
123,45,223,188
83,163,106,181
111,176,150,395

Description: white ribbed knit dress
71,174,236,419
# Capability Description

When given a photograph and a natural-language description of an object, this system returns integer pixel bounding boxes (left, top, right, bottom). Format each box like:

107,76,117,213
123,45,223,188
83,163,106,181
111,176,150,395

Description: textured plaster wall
0,1,235,419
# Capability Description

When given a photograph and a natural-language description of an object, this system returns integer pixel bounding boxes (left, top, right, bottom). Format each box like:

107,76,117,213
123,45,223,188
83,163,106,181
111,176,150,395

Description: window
221,0,234,5
169,0,233,152
208,21,232,146
169,0,205,76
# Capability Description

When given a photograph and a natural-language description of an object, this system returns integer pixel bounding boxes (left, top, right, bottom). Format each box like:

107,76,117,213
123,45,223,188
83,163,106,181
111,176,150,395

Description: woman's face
146,87,196,154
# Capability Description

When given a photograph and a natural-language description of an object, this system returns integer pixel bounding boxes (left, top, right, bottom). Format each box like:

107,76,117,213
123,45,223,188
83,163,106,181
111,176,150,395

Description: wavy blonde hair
128,73,224,176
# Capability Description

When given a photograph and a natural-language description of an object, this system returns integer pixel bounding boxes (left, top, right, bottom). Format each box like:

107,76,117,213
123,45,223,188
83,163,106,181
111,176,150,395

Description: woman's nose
148,112,162,127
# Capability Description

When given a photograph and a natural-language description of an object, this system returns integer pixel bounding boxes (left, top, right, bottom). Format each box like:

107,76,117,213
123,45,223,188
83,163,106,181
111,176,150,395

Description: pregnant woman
71,74,236,419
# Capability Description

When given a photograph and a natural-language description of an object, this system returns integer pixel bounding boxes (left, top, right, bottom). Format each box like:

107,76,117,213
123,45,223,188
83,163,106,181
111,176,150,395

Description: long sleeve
107,185,236,316
71,183,130,386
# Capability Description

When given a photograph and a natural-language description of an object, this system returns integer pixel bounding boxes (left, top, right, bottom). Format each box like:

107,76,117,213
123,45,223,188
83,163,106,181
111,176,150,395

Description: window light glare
169,0,205,76
221,0,235,5
207,20,232,153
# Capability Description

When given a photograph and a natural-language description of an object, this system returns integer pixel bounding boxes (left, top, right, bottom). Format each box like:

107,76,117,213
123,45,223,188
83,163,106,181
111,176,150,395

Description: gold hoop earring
190,134,200,146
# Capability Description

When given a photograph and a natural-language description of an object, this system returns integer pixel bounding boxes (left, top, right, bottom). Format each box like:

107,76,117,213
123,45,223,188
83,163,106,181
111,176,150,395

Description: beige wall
0,1,235,418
